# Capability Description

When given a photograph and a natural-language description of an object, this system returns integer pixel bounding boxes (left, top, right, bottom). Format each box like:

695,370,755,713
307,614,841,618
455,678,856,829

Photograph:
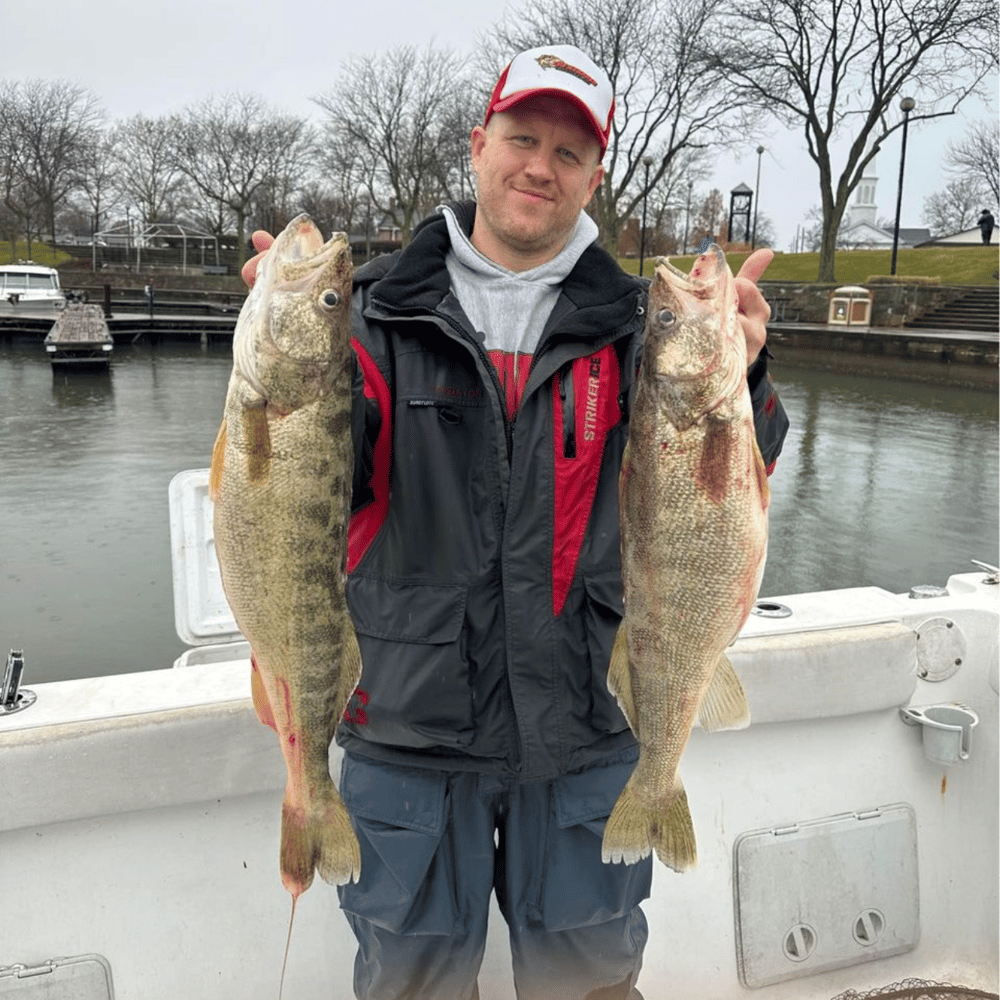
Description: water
762,363,998,598
1,341,997,684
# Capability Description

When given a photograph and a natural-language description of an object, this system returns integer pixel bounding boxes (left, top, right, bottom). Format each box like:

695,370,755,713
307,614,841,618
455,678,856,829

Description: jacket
337,202,788,782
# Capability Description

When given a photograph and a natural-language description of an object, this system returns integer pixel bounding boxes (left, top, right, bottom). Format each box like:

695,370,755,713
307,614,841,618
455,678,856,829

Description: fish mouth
280,215,349,262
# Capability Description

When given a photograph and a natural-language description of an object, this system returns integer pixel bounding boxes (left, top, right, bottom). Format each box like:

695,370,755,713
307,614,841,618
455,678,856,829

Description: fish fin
338,626,364,708
209,418,226,501
698,653,751,732
242,403,272,483
314,788,362,886
279,789,361,896
607,623,638,734
250,655,277,731
602,774,697,873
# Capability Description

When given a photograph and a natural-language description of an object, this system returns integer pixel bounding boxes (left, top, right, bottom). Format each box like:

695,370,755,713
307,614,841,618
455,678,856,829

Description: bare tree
0,78,104,244
72,128,122,248
307,127,376,244
706,0,998,281
313,45,471,243
169,93,312,266
922,176,990,235
944,118,999,205
427,86,482,208
112,115,189,228
485,0,758,256
0,80,30,257
689,189,728,250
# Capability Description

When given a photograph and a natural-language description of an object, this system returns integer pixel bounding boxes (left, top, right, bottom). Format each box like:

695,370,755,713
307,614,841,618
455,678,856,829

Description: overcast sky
2,0,995,251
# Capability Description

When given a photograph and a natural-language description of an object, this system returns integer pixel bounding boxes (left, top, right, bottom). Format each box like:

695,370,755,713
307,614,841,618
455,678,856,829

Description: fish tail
314,787,362,887
279,787,361,897
602,775,697,873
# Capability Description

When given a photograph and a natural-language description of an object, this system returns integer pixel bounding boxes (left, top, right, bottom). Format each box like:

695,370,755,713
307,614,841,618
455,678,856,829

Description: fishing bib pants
337,750,651,1000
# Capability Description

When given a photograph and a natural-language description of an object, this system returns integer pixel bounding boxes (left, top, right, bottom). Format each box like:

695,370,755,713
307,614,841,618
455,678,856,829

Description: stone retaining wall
759,281,973,327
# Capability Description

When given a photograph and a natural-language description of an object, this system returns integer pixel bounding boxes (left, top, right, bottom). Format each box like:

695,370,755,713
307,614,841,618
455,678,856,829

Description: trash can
828,285,872,325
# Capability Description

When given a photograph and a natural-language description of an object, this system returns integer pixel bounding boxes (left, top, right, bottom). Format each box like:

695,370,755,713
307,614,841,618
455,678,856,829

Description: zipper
558,365,576,458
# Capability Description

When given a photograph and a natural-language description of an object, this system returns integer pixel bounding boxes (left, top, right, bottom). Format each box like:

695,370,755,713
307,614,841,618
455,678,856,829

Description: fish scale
602,245,769,873
210,214,362,902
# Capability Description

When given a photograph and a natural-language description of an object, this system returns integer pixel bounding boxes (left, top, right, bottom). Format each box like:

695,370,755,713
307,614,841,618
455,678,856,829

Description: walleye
603,246,769,872
210,214,362,898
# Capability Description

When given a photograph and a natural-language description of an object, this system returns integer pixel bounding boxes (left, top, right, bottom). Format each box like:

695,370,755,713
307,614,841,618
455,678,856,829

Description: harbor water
1,340,997,684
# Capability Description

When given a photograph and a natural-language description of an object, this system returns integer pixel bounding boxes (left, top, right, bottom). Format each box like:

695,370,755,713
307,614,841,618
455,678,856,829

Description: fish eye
320,289,340,309
656,309,675,326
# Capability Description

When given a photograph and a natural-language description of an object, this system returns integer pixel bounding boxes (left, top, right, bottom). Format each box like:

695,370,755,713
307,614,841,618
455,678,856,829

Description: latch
0,649,36,717
3,962,56,978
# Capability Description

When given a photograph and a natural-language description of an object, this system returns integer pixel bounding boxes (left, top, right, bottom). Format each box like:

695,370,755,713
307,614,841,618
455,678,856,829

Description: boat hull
1,573,997,999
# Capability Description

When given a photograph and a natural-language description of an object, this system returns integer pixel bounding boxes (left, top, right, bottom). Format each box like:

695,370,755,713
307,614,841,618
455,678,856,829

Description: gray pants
337,751,652,1000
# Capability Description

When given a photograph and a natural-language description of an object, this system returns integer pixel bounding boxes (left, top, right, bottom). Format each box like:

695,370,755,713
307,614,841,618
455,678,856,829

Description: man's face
469,95,604,271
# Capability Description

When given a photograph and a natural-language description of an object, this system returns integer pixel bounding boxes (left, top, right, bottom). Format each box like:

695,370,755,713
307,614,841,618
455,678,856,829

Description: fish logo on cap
535,54,599,87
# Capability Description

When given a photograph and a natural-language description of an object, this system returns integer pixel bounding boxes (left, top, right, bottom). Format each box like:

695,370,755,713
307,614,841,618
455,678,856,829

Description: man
977,208,994,245
244,44,787,1000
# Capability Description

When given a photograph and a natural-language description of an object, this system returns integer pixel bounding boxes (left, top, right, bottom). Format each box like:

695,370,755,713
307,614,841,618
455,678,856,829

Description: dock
43,304,115,368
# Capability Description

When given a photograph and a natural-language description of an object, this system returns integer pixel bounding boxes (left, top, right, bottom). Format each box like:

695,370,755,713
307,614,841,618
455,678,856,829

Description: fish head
642,246,746,429
234,214,353,412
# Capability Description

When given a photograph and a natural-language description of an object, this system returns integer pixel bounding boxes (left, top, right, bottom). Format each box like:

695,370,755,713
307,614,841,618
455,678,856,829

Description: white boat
0,262,66,314
0,468,996,1000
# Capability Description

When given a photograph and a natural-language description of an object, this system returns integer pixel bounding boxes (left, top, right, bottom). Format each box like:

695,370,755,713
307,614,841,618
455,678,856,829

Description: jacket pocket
583,571,629,735
539,754,651,931
337,754,456,935
345,576,474,749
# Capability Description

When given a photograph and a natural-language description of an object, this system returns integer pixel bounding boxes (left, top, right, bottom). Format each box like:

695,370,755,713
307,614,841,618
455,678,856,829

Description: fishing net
829,981,999,1000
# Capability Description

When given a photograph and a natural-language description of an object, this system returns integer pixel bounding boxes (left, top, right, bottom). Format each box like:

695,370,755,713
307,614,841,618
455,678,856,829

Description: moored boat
0,469,996,1000
0,262,66,314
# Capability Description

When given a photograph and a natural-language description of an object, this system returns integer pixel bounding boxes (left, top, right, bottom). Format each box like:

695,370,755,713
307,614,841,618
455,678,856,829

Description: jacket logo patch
583,355,602,442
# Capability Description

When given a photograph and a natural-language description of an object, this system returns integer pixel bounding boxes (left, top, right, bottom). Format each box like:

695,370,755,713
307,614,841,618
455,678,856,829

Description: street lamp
639,155,654,278
751,145,765,250
890,96,916,276
683,180,693,255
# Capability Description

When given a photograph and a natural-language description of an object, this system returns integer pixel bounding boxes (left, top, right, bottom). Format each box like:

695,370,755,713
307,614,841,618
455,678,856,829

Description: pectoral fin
607,623,638,734
209,419,226,501
250,654,277,731
698,653,751,731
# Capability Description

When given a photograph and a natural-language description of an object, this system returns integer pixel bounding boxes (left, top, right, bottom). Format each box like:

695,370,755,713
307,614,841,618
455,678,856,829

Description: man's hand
735,248,773,367
241,230,275,289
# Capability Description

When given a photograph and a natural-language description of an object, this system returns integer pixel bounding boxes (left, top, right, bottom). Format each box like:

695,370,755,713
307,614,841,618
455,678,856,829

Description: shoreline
2,310,996,389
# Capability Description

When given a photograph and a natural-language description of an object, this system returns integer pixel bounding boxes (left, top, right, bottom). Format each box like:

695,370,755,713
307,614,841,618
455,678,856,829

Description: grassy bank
620,245,1000,286
4,239,997,290
1,240,73,268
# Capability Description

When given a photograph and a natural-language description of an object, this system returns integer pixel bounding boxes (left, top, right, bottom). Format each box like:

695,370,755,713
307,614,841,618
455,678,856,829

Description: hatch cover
733,803,919,989
0,955,113,999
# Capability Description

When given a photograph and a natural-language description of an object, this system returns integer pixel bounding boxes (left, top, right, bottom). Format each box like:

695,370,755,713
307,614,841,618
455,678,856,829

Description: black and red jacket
338,202,788,782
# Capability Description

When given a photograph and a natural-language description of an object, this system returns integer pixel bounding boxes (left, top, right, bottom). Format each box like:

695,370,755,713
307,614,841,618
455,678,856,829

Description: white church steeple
849,159,878,228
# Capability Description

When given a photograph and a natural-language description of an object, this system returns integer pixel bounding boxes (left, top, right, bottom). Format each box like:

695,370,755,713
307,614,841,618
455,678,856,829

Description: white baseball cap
484,44,615,157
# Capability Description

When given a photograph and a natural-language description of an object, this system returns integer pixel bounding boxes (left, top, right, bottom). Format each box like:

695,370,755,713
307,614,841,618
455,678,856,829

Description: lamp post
890,96,916,276
683,180,693,255
751,145,765,250
639,155,654,277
